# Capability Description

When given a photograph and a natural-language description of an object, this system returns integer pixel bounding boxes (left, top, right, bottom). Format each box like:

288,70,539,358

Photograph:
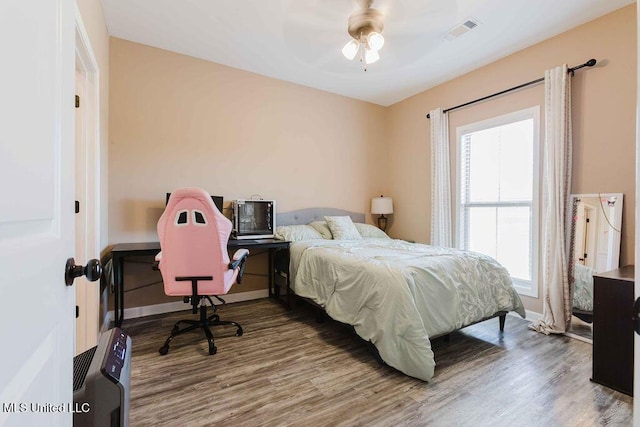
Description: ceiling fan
341,0,386,71
281,0,459,73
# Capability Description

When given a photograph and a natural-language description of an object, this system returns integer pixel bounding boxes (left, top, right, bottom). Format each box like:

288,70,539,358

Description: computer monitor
166,192,223,212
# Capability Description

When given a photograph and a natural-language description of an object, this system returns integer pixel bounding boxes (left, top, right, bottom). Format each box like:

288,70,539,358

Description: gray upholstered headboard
277,208,365,226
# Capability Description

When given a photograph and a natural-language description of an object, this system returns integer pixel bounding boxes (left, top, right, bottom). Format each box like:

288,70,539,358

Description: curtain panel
429,108,452,247
530,64,573,334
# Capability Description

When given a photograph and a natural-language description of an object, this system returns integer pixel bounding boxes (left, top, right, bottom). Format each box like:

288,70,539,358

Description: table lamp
371,195,393,231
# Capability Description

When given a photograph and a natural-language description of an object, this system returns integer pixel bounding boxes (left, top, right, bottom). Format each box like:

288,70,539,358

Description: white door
0,0,76,425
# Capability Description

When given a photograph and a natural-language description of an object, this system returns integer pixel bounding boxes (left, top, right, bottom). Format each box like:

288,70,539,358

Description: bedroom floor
123,299,632,426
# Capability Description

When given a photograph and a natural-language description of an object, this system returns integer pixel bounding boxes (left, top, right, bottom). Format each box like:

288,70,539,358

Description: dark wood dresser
591,265,634,396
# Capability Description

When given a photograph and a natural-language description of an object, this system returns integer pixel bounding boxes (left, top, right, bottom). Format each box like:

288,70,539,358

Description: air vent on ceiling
443,17,480,41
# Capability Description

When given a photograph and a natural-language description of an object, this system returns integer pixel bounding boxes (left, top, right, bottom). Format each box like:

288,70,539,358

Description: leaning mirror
568,193,623,338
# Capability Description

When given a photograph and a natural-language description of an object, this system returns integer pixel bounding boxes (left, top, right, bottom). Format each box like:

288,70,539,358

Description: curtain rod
425,59,597,119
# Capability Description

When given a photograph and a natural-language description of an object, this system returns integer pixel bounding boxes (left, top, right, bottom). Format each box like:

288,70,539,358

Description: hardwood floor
123,298,632,426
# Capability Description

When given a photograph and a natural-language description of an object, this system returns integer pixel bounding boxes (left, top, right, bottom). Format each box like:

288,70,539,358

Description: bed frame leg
314,308,326,323
366,341,386,367
499,314,506,332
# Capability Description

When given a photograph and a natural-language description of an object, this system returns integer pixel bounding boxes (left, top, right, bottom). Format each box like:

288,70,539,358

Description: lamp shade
342,39,359,60
364,48,380,64
371,196,393,215
367,32,384,51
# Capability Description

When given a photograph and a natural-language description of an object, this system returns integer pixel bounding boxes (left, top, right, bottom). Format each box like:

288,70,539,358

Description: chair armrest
152,251,162,271
229,249,249,269
229,249,249,284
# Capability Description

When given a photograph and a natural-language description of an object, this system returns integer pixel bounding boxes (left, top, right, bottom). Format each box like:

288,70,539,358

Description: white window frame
455,106,541,298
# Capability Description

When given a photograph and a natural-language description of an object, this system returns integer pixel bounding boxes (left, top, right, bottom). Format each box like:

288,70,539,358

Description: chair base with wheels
158,276,243,356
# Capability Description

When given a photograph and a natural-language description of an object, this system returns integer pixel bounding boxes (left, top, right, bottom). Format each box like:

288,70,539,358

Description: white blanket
289,238,526,381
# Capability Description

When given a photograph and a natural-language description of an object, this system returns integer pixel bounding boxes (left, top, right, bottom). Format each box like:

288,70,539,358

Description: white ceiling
101,0,635,106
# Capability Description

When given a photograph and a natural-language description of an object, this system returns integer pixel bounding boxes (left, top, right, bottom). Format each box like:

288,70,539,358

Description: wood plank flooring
122,298,632,426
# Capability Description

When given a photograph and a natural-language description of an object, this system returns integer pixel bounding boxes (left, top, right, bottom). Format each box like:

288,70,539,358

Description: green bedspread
289,238,526,382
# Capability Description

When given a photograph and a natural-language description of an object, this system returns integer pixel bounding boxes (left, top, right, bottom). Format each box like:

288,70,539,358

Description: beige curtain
530,65,573,334
429,108,452,247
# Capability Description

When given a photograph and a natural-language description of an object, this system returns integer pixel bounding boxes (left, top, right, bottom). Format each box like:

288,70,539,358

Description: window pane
498,119,533,201
462,118,533,203
467,206,531,281
467,207,497,259
465,129,500,202
496,207,531,281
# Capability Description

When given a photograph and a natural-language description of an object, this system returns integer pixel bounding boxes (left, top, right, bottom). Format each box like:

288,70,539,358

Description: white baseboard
107,289,269,323
107,292,543,326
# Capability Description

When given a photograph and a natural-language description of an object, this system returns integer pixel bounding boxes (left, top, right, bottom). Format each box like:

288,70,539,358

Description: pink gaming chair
156,187,249,355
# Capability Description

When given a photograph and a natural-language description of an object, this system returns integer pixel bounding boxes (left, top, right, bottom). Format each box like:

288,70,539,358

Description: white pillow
324,216,362,240
274,225,323,242
309,221,333,239
354,223,390,239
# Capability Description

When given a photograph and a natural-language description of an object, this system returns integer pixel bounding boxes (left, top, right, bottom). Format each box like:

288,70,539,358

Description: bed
275,208,526,382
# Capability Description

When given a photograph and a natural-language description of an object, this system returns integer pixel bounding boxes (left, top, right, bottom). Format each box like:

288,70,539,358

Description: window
456,107,540,297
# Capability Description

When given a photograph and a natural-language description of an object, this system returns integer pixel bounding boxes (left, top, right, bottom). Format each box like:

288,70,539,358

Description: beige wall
109,6,636,314
108,38,388,307
76,0,110,253
387,6,637,312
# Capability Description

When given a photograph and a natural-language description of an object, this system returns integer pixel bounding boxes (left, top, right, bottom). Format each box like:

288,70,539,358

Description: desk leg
268,249,276,298
288,265,292,309
114,254,124,327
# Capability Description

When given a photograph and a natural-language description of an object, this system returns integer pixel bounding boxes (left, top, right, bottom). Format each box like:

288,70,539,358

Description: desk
111,239,290,327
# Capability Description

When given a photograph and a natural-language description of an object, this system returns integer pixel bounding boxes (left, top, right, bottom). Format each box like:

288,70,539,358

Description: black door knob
65,258,102,286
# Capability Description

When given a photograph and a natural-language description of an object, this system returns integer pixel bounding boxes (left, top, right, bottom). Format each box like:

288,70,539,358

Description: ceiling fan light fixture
364,48,380,64
342,39,360,60
342,2,385,70
367,32,384,51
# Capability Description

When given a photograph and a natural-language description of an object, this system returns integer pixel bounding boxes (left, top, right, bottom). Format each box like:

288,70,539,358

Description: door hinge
76,305,79,318
75,200,80,214
75,95,80,108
